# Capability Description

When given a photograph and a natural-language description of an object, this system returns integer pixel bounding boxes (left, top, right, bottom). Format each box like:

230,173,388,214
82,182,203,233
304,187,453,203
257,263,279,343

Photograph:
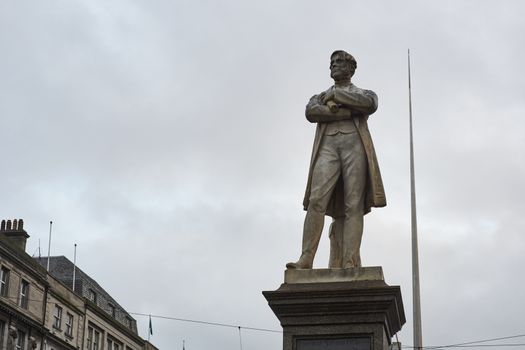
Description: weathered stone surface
284,266,384,284
287,50,385,270
263,276,405,350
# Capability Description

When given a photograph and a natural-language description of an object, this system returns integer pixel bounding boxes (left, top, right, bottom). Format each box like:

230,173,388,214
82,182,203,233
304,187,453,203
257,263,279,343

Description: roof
34,256,138,334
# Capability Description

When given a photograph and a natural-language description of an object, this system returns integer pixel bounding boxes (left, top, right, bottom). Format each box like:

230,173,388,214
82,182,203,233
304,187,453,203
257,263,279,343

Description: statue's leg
339,133,367,268
287,136,341,269
328,217,344,268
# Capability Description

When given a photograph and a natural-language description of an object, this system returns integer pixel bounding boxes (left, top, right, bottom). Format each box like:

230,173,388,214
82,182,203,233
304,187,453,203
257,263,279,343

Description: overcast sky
1,1,525,349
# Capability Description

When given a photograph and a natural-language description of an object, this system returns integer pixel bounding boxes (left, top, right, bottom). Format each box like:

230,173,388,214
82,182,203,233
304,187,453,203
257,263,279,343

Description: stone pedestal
263,267,405,350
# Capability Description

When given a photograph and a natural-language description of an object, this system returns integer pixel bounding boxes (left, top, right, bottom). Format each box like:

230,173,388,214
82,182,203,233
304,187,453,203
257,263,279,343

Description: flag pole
46,221,53,271
72,244,77,292
408,49,423,350
148,314,152,341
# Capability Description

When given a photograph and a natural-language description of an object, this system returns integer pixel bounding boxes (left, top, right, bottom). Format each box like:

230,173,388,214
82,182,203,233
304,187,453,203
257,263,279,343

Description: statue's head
330,50,357,80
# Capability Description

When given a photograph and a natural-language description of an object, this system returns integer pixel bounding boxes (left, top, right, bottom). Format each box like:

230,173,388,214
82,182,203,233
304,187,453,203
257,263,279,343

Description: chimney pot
0,218,29,251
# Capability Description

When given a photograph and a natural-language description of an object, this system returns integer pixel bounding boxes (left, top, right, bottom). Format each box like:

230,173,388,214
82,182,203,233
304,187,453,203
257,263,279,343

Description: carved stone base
263,267,405,350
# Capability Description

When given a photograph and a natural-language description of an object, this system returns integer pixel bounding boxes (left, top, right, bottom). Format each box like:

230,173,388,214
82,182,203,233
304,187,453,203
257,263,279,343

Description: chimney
0,219,30,251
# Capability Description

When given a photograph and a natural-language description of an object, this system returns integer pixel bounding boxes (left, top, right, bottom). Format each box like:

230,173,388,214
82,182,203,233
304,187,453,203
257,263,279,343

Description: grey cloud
2,1,525,349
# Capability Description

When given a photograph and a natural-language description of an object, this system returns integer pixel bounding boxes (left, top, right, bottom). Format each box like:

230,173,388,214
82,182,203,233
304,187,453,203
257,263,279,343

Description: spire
408,49,423,350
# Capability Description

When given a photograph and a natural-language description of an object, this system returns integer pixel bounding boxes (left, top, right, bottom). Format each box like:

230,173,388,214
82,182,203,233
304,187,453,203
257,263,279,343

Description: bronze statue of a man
287,50,386,269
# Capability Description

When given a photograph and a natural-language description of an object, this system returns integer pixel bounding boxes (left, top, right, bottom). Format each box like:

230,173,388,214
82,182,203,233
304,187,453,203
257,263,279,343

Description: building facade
0,219,158,350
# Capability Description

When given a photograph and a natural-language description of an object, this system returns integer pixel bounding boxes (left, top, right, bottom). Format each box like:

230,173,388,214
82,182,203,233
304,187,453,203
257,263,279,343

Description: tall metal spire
408,49,423,350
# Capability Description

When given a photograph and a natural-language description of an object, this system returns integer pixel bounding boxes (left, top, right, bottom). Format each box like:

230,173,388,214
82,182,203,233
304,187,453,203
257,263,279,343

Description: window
65,313,74,337
87,325,101,350
107,336,122,350
15,330,25,350
0,320,5,349
53,305,62,329
19,280,29,309
93,329,100,350
88,289,97,303
0,267,9,297
108,304,116,318
87,327,92,349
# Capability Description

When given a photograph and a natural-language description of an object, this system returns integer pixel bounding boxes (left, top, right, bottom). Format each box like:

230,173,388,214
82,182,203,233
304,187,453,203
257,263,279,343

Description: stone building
0,219,158,350
34,256,145,350
0,219,48,350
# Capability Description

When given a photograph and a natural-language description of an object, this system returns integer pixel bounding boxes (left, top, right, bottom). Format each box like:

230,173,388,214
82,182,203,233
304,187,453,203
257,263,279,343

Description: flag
149,315,153,336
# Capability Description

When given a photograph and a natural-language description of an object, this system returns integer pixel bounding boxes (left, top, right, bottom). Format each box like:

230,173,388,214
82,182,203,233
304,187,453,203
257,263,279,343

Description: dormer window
109,304,116,318
88,289,97,303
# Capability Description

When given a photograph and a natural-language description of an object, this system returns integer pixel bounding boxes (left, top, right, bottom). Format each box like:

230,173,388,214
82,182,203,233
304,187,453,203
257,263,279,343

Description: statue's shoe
286,260,312,269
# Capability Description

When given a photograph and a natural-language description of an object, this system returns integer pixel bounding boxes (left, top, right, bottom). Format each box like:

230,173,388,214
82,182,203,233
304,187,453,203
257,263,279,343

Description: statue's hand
322,89,335,104
326,100,339,113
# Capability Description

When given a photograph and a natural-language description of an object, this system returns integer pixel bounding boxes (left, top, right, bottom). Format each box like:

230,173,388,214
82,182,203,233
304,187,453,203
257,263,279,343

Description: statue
287,50,386,269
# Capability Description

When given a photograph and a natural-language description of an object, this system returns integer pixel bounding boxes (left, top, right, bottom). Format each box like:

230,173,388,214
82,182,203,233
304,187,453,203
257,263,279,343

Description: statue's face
330,54,351,80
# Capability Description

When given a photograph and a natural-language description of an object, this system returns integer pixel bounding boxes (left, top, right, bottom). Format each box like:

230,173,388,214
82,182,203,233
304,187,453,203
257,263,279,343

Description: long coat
302,84,386,217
